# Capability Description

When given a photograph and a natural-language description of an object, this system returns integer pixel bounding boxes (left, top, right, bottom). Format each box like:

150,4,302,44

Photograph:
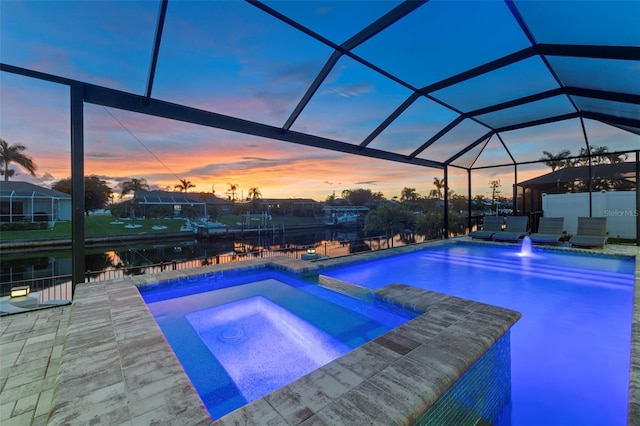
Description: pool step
317,275,373,299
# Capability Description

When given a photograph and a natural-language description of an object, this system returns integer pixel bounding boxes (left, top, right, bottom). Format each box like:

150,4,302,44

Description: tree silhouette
175,179,195,192
342,188,372,206
226,183,239,201
573,145,631,191
400,187,419,203
120,178,149,198
489,179,501,211
429,177,445,199
364,204,414,245
576,145,628,166
399,187,420,211
540,150,571,172
53,176,112,216
0,139,37,181
247,187,261,200
120,178,149,223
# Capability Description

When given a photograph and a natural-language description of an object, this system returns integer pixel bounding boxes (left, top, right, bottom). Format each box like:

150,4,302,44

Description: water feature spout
520,235,533,257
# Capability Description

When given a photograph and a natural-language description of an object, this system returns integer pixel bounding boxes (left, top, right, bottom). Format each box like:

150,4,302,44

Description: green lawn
1,214,323,241
1,215,186,241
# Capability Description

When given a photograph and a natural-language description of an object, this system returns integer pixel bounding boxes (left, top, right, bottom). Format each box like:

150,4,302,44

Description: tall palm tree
120,178,149,198
120,178,149,224
540,149,571,172
227,183,238,201
429,177,445,199
175,179,195,192
0,139,37,181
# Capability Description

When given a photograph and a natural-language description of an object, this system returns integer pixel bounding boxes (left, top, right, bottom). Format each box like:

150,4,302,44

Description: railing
1,275,73,305
1,234,439,304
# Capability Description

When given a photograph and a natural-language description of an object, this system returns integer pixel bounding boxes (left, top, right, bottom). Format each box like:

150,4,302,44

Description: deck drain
219,327,244,342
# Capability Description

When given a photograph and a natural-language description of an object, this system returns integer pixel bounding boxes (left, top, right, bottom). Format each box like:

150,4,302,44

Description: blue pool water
324,243,635,426
139,269,416,420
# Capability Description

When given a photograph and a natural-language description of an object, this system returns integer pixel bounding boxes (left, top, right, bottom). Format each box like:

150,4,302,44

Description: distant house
0,181,72,223
203,194,235,215
133,190,233,217
518,162,637,214
254,198,322,216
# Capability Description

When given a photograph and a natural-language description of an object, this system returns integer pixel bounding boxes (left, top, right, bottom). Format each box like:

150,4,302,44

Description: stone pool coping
44,240,521,425
1,238,638,424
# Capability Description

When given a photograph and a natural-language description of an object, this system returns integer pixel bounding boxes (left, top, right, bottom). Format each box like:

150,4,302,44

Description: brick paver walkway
0,306,71,425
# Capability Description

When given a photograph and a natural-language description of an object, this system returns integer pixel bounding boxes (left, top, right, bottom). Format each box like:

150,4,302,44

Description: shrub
1,222,48,232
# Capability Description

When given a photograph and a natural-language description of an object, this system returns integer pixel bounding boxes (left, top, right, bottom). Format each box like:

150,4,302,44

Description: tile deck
1,238,639,425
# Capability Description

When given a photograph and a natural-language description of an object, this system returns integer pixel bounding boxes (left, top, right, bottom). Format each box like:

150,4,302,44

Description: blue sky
1,0,638,200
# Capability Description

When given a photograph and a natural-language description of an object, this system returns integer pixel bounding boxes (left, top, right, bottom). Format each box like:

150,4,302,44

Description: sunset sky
1,1,638,201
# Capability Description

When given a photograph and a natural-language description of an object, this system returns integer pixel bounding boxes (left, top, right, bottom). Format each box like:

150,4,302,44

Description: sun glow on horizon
1,1,637,203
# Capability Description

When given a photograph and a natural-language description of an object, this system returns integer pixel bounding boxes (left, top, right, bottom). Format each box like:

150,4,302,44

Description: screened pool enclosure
1,0,638,288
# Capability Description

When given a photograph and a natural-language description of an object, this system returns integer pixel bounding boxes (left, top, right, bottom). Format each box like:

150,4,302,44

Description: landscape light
10,286,30,298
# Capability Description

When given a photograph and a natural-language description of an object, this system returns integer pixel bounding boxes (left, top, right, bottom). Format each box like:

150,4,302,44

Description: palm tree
226,183,238,201
578,145,628,166
400,187,418,203
606,151,628,164
120,178,149,198
399,187,419,211
429,177,445,199
120,178,149,225
175,179,195,192
540,149,571,172
248,187,261,200
0,139,37,181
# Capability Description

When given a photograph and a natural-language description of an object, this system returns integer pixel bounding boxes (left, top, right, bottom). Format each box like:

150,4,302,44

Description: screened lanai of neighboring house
133,190,207,218
0,181,71,224
0,0,639,286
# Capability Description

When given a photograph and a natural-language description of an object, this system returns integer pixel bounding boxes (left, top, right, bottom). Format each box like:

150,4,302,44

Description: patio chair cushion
569,217,608,248
492,216,529,242
530,217,564,244
469,216,504,240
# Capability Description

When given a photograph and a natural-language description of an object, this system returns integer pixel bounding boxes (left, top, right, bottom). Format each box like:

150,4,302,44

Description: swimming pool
139,269,417,419
323,242,635,425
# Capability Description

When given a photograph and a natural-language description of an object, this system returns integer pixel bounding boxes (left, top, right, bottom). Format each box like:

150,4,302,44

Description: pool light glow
185,296,350,402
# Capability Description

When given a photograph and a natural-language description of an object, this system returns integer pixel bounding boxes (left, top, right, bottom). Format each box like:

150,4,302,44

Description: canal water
1,229,423,298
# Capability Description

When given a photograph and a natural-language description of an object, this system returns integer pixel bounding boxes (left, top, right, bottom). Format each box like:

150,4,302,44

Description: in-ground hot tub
139,269,418,419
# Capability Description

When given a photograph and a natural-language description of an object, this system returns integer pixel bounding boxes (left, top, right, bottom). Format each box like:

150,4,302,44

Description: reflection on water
1,229,425,299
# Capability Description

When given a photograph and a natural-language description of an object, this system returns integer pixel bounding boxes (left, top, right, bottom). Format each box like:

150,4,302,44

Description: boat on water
181,219,229,236
323,206,369,227
325,213,360,227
